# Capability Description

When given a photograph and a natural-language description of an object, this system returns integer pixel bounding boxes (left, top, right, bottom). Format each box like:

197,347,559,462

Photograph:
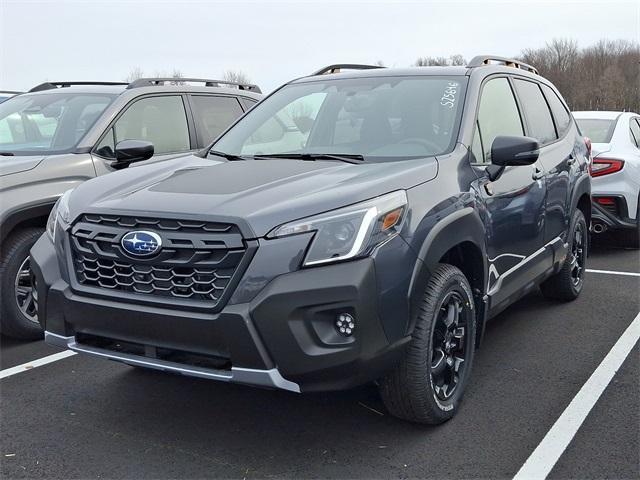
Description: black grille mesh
70,214,246,306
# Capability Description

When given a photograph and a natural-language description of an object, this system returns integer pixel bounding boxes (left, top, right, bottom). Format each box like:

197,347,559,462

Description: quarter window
113,96,190,155
513,79,556,145
474,77,524,163
189,95,244,147
240,97,258,111
95,127,116,158
629,118,640,148
541,84,572,138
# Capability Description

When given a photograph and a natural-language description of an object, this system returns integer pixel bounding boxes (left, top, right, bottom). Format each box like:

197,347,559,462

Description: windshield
212,75,467,161
575,118,616,143
0,92,116,155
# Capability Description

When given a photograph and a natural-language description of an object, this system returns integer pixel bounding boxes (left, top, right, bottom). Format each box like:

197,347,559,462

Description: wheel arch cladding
1,204,55,245
576,193,591,228
571,174,591,227
407,207,487,339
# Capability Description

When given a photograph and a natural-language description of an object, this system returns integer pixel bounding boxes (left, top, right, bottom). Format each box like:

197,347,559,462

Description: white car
573,111,640,247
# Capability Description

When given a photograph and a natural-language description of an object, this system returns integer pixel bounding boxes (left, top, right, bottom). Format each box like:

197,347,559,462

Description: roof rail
126,77,261,93
311,64,385,76
467,56,539,75
29,81,129,93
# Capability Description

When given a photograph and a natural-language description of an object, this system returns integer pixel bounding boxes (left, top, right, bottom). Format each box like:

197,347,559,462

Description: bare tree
169,68,184,85
449,54,466,66
222,70,251,85
414,55,467,67
125,67,185,84
520,38,640,112
125,66,144,82
415,56,449,66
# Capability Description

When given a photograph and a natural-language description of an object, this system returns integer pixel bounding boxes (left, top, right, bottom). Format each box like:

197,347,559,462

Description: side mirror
486,135,539,181
112,140,154,169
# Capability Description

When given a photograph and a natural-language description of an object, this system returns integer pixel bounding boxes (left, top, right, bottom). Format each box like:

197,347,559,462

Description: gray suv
34,60,590,423
0,78,262,339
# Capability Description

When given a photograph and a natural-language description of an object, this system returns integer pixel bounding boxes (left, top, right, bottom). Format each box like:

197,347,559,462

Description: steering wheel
398,137,441,153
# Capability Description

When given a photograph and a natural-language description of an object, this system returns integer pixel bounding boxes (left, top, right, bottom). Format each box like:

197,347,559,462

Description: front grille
69,214,247,307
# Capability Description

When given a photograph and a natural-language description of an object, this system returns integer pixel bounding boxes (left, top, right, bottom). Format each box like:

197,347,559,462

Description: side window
629,118,640,148
190,95,244,147
513,79,556,145
541,84,572,138
475,77,524,164
114,96,190,155
240,97,258,111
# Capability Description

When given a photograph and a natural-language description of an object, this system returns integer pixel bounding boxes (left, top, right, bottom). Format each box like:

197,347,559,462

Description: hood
0,155,46,176
69,154,439,237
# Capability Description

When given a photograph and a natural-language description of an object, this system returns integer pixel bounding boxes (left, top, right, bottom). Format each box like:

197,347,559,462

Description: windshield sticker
440,82,459,109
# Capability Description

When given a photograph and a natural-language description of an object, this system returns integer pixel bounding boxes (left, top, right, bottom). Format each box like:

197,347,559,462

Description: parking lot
0,242,638,479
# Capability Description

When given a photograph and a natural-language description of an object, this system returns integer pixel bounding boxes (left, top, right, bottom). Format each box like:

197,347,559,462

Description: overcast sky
1,0,638,93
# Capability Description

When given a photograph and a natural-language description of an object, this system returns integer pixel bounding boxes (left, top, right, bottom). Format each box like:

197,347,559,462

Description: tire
379,264,476,424
540,209,587,301
0,228,45,340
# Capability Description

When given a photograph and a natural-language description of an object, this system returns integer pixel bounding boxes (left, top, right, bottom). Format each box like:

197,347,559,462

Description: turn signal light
382,208,403,231
590,158,624,177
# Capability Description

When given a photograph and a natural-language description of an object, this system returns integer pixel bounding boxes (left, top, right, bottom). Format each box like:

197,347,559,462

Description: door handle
532,166,545,180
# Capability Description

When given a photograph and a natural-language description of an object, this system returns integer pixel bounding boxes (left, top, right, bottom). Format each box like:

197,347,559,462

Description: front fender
406,206,488,336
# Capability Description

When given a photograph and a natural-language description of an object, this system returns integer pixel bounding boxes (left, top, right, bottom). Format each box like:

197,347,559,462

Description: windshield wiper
208,150,251,161
254,153,365,164
0,152,15,156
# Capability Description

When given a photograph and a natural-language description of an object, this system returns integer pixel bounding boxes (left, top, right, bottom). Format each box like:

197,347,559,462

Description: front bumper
32,233,407,393
45,331,299,391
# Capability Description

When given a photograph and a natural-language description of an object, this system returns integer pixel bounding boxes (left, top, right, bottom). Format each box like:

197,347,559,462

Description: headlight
269,191,407,266
46,189,73,242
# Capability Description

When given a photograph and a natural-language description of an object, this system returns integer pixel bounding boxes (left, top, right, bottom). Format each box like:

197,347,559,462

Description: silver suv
0,78,262,339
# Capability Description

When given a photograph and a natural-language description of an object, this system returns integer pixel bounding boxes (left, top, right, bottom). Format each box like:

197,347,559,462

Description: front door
470,76,547,309
91,95,195,175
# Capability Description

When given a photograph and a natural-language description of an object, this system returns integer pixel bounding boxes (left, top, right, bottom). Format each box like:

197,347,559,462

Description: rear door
531,82,576,243
187,95,244,148
511,79,569,242
470,76,547,307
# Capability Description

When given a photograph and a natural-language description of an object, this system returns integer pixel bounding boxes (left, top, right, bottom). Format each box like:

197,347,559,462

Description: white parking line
586,268,640,277
0,350,76,380
513,311,640,480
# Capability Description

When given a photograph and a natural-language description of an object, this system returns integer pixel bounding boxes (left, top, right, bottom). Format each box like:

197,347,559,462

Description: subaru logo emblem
121,231,162,257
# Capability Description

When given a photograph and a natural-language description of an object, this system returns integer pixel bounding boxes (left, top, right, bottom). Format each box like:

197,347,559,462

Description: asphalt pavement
1,242,638,479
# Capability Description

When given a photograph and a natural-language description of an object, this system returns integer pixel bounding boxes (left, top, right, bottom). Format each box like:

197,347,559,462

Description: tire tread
379,263,475,424
0,227,45,340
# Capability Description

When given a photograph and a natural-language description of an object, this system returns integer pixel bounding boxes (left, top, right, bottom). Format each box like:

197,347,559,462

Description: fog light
336,313,355,336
